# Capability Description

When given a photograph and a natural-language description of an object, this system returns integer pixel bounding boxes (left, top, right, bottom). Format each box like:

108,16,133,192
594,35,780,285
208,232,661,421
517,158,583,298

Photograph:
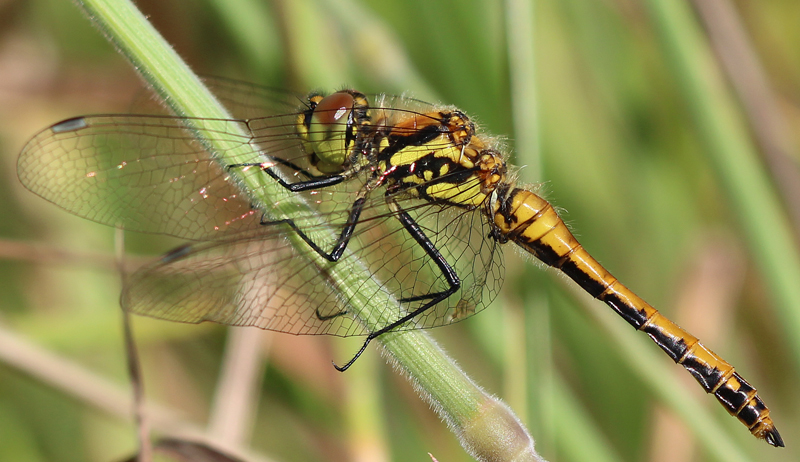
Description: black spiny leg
274,196,365,321
333,196,461,371
228,156,310,177
227,158,346,192
228,160,366,321
265,195,366,262
228,158,364,261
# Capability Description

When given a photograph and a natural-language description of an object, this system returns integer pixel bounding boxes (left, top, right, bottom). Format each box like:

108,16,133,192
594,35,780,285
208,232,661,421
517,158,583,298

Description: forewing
128,77,303,120
17,113,315,240
201,77,306,120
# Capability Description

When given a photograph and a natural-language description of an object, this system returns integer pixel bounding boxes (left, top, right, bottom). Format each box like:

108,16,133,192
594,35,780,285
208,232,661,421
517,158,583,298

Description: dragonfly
17,77,782,447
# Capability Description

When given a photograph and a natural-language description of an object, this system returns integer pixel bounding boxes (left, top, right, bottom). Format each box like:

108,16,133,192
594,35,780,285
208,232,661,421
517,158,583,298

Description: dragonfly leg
227,158,346,192
334,197,461,371
255,196,366,262
258,195,367,263
228,156,312,177
214,161,362,321
315,306,348,321
233,157,367,261
388,200,462,306
333,332,376,372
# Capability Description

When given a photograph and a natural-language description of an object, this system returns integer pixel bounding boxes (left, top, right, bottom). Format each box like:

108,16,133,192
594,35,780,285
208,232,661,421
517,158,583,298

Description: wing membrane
123,227,360,336
16,112,350,240
20,82,505,334
124,180,504,336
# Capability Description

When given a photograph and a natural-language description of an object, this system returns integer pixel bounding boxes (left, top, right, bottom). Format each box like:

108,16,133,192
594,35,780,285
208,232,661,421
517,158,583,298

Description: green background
0,0,798,461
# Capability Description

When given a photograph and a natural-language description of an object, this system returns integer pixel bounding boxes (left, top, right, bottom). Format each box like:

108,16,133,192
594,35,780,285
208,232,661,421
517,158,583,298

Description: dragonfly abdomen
491,186,783,447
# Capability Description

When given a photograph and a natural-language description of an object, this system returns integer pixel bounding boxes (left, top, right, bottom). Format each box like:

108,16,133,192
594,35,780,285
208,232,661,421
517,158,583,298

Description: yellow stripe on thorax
385,130,488,208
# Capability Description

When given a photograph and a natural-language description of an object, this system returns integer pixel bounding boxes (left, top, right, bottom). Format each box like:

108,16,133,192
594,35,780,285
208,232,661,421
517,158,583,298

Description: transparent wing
198,76,441,119
200,77,307,120
20,81,505,334
122,226,363,336
359,196,505,330
18,114,295,240
124,177,504,336
17,104,465,243
16,100,366,242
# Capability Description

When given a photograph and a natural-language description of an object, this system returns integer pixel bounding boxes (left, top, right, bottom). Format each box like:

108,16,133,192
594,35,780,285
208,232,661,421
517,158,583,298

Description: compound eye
313,92,354,127
308,92,355,170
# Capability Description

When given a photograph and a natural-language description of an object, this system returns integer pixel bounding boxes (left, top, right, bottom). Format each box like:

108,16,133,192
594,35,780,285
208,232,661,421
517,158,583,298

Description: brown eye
313,92,355,126
307,92,356,170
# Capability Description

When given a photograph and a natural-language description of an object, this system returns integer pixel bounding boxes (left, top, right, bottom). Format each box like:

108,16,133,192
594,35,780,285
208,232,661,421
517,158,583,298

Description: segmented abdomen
490,187,782,447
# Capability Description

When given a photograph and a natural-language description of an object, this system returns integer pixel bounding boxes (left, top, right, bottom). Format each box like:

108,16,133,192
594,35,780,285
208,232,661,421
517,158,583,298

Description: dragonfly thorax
375,109,507,210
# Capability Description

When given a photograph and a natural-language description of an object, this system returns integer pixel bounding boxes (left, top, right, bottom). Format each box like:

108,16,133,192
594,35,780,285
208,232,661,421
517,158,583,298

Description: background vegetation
0,0,798,461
